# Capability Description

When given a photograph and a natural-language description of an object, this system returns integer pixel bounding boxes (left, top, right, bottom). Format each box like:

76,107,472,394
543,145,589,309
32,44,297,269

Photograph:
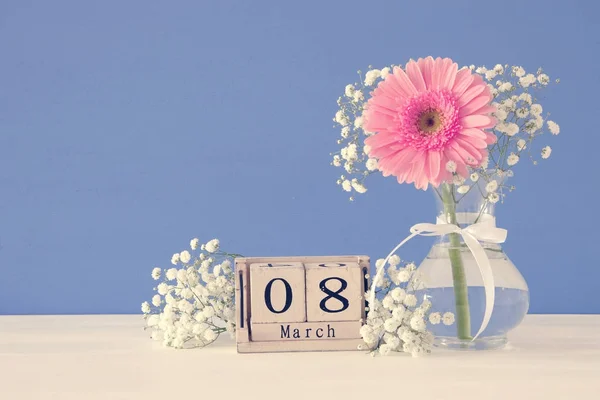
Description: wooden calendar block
304,262,364,322
235,255,370,353
249,263,306,324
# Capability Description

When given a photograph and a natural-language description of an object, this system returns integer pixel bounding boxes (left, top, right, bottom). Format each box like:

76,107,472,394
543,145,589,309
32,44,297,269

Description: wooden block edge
237,338,365,353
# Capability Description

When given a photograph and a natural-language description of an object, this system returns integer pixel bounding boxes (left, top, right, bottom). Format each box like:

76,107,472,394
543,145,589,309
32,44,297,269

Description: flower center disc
417,110,443,134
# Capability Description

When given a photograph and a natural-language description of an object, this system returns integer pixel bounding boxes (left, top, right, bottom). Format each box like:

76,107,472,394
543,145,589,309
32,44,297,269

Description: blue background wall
1,0,598,314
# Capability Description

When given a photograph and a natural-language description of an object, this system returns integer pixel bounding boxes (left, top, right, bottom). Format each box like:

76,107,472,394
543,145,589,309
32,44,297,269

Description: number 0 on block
235,256,369,353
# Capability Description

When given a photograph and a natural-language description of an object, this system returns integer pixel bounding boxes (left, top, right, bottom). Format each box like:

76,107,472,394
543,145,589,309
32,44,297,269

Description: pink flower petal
453,68,474,97
471,105,496,115
426,150,441,183
453,138,484,160
441,59,458,90
485,132,497,144
417,57,434,90
460,115,493,128
458,134,487,149
384,73,412,100
458,85,487,107
459,95,492,117
460,128,487,139
430,57,444,89
480,117,497,129
392,66,418,97
366,133,400,153
405,59,426,92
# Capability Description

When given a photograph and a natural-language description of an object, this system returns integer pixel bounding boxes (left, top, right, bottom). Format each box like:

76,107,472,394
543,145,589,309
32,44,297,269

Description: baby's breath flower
380,67,391,78
494,108,508,121
530,104,543,116
366,158,378,171
157,282,169,296
498,82,513,92
507,153,519,166
342,179,352,192
190,238,199,251
364,69,381,86
397,269,411,283
445,160,457,173
351,179,367,193
442,312,455,326
519,74,536,88
354,116,363,129
344,84,355,97
488,192,500,204
152,294,161,307
141,302,151,314
334,110,349,126
171,253,180,265
547,121,560,135
390,287,406,302
537,73,550,85
204,329,218,342
403,294,417,308
384,318,401,332
166,268,177,281
541,146,552,159
517,139,527,151
205,239,219,253
179,250,191,264
410,316,426,332
470,173,479,182
353,90,364,102
428,312,441,325
518,92,532,104
512,66,526,77
332,155,342,167
515,107,529,118
341,126,350,138
388,254,401,266
485,70,497,81
486,180,498,193
151,268,161,280
457,185,469,194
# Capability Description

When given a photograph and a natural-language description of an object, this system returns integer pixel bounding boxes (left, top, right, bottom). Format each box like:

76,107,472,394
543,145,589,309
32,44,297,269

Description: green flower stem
441,183,472,340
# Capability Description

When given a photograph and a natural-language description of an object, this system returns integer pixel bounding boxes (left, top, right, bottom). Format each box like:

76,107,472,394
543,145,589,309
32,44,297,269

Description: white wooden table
0,315,598,400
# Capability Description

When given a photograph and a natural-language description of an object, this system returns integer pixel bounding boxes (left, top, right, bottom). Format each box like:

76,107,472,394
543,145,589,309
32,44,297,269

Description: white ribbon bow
368,213,507,340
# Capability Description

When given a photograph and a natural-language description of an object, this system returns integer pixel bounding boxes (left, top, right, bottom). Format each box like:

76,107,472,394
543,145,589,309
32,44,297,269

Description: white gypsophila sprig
443,64,561,205
331,65,394,200
143,238,242,349
359,256,454,357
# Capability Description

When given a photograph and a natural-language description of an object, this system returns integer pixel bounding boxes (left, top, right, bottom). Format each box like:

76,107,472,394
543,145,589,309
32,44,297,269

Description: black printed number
319,277,349,313
264,278,293,314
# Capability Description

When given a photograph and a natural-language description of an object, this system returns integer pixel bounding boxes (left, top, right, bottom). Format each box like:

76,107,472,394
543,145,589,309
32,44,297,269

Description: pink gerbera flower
363,57,497,190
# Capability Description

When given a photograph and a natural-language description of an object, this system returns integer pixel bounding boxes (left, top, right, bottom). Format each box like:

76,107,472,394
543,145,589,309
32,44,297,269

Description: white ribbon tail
461,231,495,340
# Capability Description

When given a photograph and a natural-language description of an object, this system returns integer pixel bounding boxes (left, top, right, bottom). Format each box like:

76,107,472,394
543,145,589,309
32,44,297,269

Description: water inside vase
414,286,529,338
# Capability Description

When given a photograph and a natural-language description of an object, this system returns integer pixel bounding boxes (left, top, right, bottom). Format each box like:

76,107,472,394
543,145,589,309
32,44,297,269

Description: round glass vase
414,178,529,351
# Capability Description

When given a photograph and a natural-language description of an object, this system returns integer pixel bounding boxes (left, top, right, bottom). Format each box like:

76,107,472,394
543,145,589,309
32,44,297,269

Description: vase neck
434,212,502,249
436,212,496,227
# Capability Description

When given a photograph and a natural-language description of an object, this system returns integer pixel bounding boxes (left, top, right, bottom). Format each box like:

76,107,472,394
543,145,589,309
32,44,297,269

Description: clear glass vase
414,175,529,350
